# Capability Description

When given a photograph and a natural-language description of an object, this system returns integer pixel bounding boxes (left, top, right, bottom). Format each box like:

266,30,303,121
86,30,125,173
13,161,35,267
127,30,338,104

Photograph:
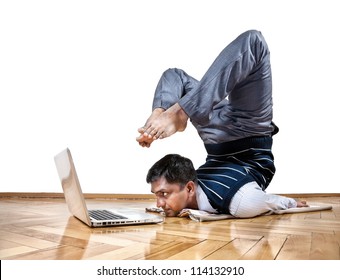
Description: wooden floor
0,195,340,260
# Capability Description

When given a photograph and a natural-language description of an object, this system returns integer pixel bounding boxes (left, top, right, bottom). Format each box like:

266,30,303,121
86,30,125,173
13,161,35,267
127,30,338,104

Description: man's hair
146,154,197,187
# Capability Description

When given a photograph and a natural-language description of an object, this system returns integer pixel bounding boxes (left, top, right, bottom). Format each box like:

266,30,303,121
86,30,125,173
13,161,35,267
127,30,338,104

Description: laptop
54,148,164,227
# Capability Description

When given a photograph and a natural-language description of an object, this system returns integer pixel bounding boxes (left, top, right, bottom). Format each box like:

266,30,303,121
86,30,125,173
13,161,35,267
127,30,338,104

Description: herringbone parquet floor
0,195,339,260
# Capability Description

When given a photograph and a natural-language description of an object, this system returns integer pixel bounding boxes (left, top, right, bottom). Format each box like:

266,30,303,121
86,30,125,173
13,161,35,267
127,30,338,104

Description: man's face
151,176,191,217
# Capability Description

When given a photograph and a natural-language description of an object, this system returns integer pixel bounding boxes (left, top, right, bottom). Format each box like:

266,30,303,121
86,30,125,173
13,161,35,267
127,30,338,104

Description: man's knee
245,30,269,62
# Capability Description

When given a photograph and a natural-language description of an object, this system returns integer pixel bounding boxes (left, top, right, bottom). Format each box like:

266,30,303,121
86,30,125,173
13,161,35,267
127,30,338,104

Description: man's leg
139,30,272,141
179,30,271,126
229,182,308,218
137,69,198,144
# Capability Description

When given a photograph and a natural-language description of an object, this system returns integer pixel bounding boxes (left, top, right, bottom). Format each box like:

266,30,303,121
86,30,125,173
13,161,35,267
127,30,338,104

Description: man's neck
186,185,199,210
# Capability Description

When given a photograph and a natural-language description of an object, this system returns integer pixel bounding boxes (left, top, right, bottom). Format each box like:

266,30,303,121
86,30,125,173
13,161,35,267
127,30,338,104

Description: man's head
146,154,198,216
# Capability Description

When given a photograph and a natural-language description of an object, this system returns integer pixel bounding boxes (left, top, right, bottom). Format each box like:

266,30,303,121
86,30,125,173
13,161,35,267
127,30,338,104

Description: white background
0,0,339,194
2,260,339,279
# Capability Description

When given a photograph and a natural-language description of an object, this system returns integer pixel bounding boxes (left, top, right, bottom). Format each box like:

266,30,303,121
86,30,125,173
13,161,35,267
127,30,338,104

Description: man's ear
185,181,196,195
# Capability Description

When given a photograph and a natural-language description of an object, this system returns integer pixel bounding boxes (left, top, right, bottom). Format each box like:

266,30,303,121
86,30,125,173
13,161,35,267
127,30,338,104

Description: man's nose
156,197,165,208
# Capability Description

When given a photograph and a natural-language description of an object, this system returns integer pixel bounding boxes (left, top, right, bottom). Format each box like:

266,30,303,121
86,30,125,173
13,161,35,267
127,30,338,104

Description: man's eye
163,192,168,197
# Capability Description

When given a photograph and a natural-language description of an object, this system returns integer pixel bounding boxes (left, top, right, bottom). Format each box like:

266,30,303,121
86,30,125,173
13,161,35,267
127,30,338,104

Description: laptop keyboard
89,209,127,220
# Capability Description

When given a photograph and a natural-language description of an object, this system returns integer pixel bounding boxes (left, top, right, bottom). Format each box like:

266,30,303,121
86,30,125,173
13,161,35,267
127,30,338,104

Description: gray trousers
152,30,275,144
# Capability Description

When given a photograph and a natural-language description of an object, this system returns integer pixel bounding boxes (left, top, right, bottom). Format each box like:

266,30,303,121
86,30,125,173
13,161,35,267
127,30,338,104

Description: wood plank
0,239,20,250
10,243,121,260
86,243,151,260
275,234,312,260
334,231,340,247
159,229,234,242
28,225,136,247
0,245,38,259
239,235,287,260
309,232,340,259
142,241,200,260
167,240,228,260
204,238,259,260
0,229,59,249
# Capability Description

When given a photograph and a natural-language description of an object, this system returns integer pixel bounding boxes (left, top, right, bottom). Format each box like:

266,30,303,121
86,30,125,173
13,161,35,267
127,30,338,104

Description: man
136,30,308,217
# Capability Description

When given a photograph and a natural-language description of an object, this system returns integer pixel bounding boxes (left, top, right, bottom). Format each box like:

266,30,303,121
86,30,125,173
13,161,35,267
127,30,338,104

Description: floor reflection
56,214,278,260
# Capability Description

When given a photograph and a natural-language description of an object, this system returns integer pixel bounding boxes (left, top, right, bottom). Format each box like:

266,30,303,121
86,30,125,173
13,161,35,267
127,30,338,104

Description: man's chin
164,210,179,217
